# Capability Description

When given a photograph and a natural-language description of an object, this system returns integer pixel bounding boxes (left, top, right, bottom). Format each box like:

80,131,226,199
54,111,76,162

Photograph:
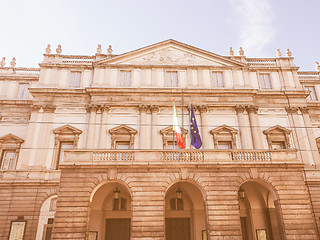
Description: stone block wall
51,163,319,240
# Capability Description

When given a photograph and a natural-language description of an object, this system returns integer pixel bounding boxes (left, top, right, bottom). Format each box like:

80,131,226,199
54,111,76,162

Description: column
139,105,148,149
94,106,102,149
151,105,160,149
286,107,309,164
247,105,263,149
26,105,42,167
199,105,210,149
235,105,251,149
99,105,110,149
300,107,320,165
86,104,97,149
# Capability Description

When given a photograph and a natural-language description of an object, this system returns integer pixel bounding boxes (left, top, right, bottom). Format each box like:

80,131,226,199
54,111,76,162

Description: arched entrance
239,181,284,240
165,182,207,240
36,195,57,240
89,182,131,240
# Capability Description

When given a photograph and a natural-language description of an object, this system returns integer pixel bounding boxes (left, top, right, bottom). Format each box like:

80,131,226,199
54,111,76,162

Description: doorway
105,218,131,240
165,218,190,240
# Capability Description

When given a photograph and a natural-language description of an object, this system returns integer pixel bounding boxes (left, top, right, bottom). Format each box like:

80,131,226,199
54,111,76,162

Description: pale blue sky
0,0,319,70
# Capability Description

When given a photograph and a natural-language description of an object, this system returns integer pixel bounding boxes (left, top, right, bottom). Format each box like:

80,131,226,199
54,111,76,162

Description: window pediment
0,134,24,145
53,124,82,135
109,125,137,149
160,126,188,149
210,125,238,149
263,125,291,149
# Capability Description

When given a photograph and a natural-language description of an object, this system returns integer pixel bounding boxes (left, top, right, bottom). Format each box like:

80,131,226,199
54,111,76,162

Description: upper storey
0,39,319,99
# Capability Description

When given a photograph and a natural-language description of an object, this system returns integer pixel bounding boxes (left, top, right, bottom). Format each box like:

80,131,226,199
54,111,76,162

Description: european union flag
190,104,202,149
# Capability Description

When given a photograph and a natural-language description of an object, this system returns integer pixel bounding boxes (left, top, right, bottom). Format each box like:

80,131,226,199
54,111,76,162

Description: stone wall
0,182,58,240
52,163,318,240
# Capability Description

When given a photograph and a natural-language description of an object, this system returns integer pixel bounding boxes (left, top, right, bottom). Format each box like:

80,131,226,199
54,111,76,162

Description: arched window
210,125,238,149
263,125,291,149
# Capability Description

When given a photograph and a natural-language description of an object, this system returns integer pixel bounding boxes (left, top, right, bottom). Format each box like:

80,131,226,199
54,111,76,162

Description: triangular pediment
53,124,82,135
109,125,138,135
210,124,238,134
96,39,245,67
160,126,188,135
263,125,291,135
0,134,24,144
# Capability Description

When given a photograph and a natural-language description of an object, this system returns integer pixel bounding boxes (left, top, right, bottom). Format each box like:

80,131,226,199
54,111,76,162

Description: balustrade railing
247,58,277,66
162,150,204,161
62,55,94,63
91,151,134,161
230,150,271,162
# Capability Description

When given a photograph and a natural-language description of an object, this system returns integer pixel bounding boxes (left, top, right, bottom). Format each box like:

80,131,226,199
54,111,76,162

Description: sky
0,0,319,70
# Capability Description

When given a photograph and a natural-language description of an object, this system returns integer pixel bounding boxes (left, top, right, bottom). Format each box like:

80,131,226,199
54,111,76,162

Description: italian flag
173,102,186,149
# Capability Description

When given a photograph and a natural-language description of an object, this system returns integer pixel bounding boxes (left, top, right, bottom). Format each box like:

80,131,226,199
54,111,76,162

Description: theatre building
1,39,320,240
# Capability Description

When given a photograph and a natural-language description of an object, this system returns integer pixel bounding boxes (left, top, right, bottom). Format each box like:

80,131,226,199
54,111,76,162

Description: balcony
62,149,299,166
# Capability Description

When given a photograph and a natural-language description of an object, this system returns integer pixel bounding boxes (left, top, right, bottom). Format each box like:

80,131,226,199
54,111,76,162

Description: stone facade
0,40,320,239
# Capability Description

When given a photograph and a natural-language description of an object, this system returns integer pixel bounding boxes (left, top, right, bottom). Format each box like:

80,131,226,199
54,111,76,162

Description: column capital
31,105,41,112
86,104,100,113
139,105,149,113
42,104,56,113
101,105,110,113
235,105,246,114
246,105,259,114
299,107,309,114
150,105,159,113
198,105,208,113
285,107,299,114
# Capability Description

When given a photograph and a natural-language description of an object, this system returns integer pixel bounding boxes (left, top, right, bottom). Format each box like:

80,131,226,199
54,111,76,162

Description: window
52,125,82,170
166,71,178,87
43,218,54,240
217,141,232,150
70,72,82,88
115,141,130,150
263,125,291,149
305,86,317,100
120,71,131,86
0,134,24,170
160,126,188,149
109,125,137,150
210,125,238,150
170,198,184,210
259,74,272,89
212,72,224,87
17,83,29,99
1,151,16,170
113,198,127,211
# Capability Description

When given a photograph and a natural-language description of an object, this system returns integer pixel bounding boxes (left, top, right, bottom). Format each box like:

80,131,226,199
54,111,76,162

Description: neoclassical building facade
0,39,320,240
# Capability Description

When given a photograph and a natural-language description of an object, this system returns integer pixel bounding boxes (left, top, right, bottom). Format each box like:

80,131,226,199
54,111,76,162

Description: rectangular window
217,141,232,150
271,141,285,150
167,141,179,150
305,86,317,100
120,71,131,86
57,141,74,168
17,83,29,99
212,72,224,87
70,72,82,88
166,71,178,87
259,74,272,89
43,218,54,240
1,150,16,170
116,141,130,150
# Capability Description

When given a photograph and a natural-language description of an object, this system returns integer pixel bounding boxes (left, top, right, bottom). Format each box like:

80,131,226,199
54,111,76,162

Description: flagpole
181,89,184,147
189,96,191,149
173,97,176,149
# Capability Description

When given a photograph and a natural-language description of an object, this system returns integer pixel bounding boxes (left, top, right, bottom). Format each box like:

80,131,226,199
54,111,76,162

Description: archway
239,181,284,240
36,195,57,240
89,182,131,240
165,182,207,240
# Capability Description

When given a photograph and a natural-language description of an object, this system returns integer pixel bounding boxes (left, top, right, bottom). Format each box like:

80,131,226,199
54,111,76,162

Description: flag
190,104,202,149
173,102,186,149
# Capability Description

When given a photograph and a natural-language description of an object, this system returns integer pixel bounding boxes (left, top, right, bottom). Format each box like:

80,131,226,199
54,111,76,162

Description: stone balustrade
62,149,299,165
